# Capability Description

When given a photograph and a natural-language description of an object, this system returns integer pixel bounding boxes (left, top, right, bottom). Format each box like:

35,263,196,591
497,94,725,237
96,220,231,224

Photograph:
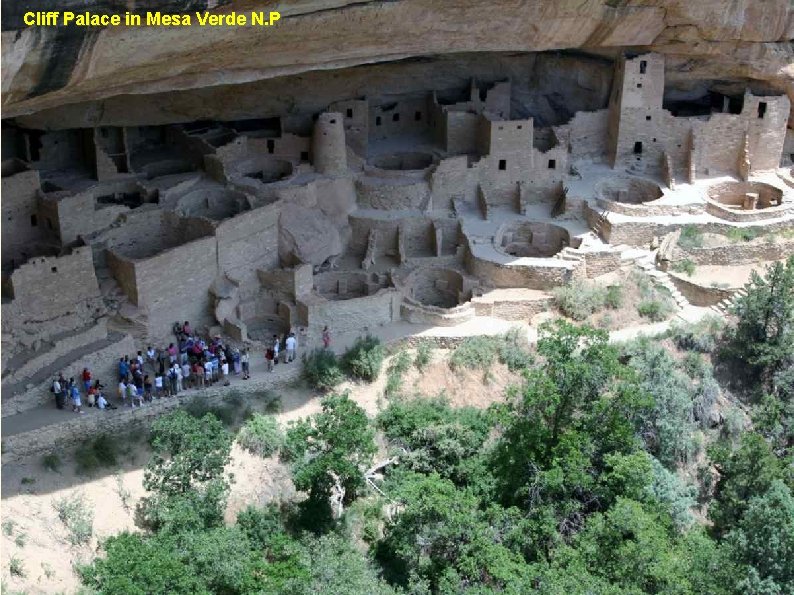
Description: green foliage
449,330,533,372
493,321,652,533
9,556,25,578
302,348,344,391
604,284,624,309
449,335,500,370
637,297,674,321
378,396,490,487
75,434,118,474
2,519,15,536
553,280,608,320
708,432,791,539
724,480,794,594
726,255,794,388
377,473,529,593
341,335,385,382
498,327,534,372
413,340,433,371
384,350,411,399
138,411,232,533
673,258,696,276
548,498,700,594
41,452,61,472
679,225,704,249
237,414,283,458
624,339,700,466
670,315,725,353
284,392,376,517
53,492,93,545
725,227,760,243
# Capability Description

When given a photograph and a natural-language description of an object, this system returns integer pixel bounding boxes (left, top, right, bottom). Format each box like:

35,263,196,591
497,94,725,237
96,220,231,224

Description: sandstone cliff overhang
2,0,793,127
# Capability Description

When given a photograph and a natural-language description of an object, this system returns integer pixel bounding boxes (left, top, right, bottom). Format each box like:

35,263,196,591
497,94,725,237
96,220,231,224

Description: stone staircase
634,252,690,311
553,246,586,264
710,286,748,316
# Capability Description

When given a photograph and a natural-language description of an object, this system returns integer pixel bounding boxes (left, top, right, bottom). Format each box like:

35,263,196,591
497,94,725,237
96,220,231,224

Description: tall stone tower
607,53,666,170
312,112,347,175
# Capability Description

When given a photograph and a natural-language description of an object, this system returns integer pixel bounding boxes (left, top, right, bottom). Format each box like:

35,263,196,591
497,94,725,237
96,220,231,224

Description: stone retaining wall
668,273,734,307
677,239,794,266
1,364,301,464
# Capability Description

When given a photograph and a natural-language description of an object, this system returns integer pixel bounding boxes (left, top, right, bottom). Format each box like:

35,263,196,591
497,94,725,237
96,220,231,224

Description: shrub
237,414,283,458
637,299,673,321
678,225,703,250
669,316,724,353
553,281,607,320
9,556,25,578
42,452,61,472
14,533,26,548
384,351,412,399
75,434,118,474
341,335,385,382
497,328,534,372
604,285,623,309
725,227,759,243
672,259,696,277
53,492,94,545
302,349,344,391
414,341,433,371
449,336,500,370
2,519,15,536
682,352,708,378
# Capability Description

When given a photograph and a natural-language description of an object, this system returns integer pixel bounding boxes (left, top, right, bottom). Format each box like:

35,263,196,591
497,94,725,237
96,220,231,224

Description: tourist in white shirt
285,333,297,363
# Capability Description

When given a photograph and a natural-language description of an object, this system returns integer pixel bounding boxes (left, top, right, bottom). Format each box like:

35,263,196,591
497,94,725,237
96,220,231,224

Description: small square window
346,108,353,118
498,159,507,171
392,113,400,122
51,266,57,273
329,119,336,124
414,111,422,121
300,151,309,161
645,115,651,121
637,83,642,89
652,138,657,142
633,141,643,155
376,116,382,126
548,159,556,170
517,125,522,130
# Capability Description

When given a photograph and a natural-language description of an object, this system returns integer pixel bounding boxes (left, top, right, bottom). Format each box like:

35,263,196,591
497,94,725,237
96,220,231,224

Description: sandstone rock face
279,204,343,267
2,0,792,126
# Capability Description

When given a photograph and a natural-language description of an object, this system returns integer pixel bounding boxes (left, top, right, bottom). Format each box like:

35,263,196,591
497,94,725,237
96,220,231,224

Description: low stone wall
668,273,735,307
602,217,794,247
465,251,579,290
582,251,622,278
1,364,301,464
471,295,553,321
596,198,702,218
677,238,794,266
704,199,791,222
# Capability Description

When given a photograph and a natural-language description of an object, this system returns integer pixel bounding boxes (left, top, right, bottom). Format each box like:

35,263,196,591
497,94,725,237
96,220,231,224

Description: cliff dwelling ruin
2,50,793,417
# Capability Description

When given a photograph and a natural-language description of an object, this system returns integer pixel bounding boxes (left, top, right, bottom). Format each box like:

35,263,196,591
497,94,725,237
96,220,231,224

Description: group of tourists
50,320,326,412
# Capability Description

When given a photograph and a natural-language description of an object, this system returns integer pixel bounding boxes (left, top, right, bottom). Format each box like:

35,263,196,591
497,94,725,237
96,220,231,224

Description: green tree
284,392,376,520
377,472,529,593
137,411,233,532
727,255,794,388
726,480,794,594
709,432,790,538
492,321,650,512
